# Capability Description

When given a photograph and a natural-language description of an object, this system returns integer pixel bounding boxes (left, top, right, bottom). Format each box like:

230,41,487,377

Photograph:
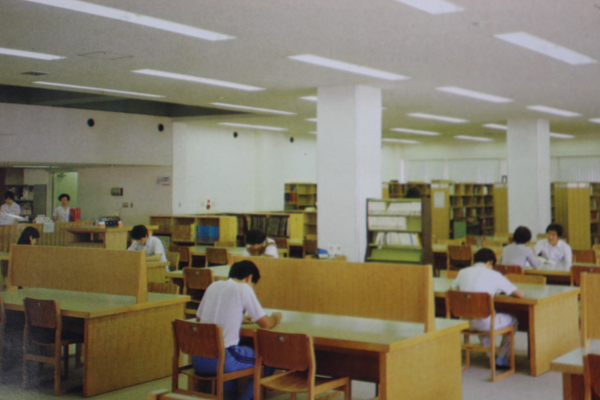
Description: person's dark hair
4,191,15,201
474,248,497,265
513,226,532,244
229,260,261,284
17,227,40,245
130,225,149,240
546,223,563,237
58,193,70,201
245,229,266,245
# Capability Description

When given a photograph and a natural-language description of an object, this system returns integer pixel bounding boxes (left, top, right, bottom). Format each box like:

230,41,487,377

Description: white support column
317,85,382,262
506,119,551,236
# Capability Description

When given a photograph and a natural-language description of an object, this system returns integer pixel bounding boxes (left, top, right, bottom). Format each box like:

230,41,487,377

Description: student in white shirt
451,248,525,369
498,226,540,269
1,191,21,215
52,193,71,222
534,223,572,268
193,260,282,400
243,229,279,258
128,225,167,269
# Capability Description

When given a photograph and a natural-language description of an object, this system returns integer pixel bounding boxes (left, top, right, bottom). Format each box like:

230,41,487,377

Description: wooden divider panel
0,222,94,251
581,272,600,345
9,245,147,303
231,256,435,331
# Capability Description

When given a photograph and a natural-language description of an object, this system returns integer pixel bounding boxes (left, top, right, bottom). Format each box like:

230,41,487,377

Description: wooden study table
1,287,190,397
434,277,580,376
241,309,469,400
551,340,600,400
189,245,287,263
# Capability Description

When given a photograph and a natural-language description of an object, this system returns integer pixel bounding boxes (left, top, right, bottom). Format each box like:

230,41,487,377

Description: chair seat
462,325,513,337
30,329,83,346
180,364,255,381
261,371,348,394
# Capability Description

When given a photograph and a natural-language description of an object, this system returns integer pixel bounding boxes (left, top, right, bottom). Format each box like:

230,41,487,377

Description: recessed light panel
393,0,463,14
550,133,574,139
0,47,64,60
305,118,317,123
211,103,295,116
390,128,440,136
33,81,163,98
289,54,409,81
383,138,420,144
589,118,600,124
132,69,264,91
219,123,287,132
483,123,507,130
526,105,580,117
436,86,512,103
408,113,468,123
300,96,317,102
495,32,596,65
22,0,234,41
455,135,493,142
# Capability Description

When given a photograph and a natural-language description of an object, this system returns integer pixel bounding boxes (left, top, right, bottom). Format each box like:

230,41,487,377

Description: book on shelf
266,216,289,237
368,201,387,213
386,201,421,215
368,216,407,230
249,215,267,232
373,231,420,246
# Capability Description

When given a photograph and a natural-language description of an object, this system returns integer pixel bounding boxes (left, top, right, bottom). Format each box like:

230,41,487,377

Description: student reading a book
52,193,71,222
128,225,167,269
498,226,540,269
243,229,278,258
1,191,21,215
534,223,572,268
17,227,40,245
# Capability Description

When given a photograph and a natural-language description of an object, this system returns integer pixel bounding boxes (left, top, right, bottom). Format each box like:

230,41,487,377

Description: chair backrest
584,353,600,398
571,265,600,286
303,238,318,256
172,319,224,361
572,249,596,264
206,248,228,266
166,251,180,271
446,270,458,279
148,282,180,294
447,245,473,270
436,239,463,245
465,235,484,246
505,273,546,285
445,291,493,321
23,298,61,330
183,267,214,292
493,264,524,275
255,329,314,373
275,238,288,249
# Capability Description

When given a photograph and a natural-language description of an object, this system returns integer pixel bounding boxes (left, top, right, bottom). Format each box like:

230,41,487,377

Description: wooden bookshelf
365,198,432,264
430,182,450,240
387,182,430,198
493,183,508,234
4,184,47,217
449,183,500,238
591,183,600,245
284,183,317,210
553,182,591,249
148,215,237,246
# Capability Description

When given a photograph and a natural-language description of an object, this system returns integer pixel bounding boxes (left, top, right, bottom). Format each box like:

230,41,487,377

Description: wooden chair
303,235,318,258
465,235,484,246
171,320,254,399
166,251,181,272
183,267,214,317
493,264,524,275
584,353,600,400
22,298,84,395
436,239,464,245
445,291,515,382
148,282,180,295
170,245,191,269
254,329,351,400
205,248,228,267
447,245,473,271
573,249,596,264
570,265,600,286
505,273,546,285
275,237,289,258
593,244,600,265
446,270,458,279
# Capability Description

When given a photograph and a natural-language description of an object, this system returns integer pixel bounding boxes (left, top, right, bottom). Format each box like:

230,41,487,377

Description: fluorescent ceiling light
455,135,493,142
383,138,420,144
309,131,317,135
305,118,317,123
300,96,317,102
0,46,64,60
211,102,295,116
408,113,468,123
289,54,409,81
483,123,507,131
589,118,600,124
495,32,596,65
33,81,163,98
393,0,463,14
550,133,574,139
13,165,52,168
527,105,580,117
390,127,439,136
219,122,287,132
22,0,234,41
436,86,512,103
132,69,264,91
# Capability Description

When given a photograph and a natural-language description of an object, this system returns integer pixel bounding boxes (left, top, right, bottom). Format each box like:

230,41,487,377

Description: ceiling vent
21,71,49,76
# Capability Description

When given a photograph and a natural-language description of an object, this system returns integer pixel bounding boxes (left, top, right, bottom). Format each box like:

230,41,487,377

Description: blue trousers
192,345,258,400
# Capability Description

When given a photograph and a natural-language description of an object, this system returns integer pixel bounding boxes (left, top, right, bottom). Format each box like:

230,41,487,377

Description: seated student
534,223,572,267
52,193,71,222
243,229,278,258
128,225,168,269
1,191,21,215
498,226,540,269
451,248,525,369
17,227,40,245
193,260,282,400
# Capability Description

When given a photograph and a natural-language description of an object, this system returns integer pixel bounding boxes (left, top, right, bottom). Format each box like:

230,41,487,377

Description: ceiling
2,0,600,144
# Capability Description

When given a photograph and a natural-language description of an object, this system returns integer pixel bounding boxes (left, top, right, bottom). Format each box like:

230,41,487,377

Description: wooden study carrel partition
8,245,148,303
231,255,436,332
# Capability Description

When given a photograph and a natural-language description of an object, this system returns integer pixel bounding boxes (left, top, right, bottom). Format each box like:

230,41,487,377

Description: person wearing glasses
242,229,278,258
